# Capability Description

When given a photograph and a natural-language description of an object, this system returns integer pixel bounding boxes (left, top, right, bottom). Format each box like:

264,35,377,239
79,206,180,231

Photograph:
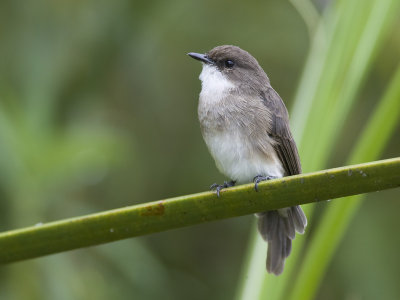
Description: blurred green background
0,0,399,299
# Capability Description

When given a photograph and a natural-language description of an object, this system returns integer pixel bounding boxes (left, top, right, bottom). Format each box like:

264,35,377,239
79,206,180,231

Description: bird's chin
198,64,234,103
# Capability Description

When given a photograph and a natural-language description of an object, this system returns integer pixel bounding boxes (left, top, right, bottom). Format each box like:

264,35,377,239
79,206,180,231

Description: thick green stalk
0,158,399,264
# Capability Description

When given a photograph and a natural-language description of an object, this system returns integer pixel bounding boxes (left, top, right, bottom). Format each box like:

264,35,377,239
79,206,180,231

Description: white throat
199,64,234,104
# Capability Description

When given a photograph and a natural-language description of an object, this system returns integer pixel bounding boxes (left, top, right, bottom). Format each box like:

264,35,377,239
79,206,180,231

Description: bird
188,45,307,275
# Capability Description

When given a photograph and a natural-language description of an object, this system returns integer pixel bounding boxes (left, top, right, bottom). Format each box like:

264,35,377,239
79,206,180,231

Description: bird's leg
210,180,236,197
253,175,278,192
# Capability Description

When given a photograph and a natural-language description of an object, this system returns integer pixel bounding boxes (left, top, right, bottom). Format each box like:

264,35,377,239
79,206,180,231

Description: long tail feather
257,205,307,275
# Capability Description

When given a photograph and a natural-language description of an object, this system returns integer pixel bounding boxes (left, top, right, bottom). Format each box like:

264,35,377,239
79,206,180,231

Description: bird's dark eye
224,60,235,68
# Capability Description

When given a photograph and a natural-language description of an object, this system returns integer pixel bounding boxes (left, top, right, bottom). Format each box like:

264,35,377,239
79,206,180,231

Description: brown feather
260,87,302,176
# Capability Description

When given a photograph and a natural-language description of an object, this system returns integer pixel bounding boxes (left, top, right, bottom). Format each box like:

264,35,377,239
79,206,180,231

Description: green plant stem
0,158,399,264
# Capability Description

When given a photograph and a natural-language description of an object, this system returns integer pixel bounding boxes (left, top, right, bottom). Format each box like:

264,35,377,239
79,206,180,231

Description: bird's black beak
187,52,215,65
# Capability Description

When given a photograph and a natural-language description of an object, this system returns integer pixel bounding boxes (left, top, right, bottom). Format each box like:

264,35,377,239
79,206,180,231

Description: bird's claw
210,180,236,197
253,175,277,192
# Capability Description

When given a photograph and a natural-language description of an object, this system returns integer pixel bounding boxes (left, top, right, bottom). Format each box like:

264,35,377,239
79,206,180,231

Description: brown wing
260,88,302,175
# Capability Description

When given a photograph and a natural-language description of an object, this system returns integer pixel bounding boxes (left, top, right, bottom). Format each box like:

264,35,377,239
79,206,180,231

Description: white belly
204,130,284,183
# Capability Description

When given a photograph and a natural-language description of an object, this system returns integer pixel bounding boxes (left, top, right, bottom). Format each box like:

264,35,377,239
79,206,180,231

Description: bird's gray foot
210,180,236,197
253,175,277,192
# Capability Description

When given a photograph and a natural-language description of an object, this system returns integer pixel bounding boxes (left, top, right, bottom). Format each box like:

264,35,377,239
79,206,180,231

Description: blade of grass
235,228,266,300
300,0,400,172
289,0,320,37
287,62,400,300
279,2,400,299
